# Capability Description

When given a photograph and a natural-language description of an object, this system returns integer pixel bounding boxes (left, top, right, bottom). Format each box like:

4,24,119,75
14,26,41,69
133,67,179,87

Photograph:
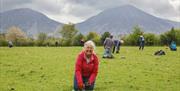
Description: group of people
4,34,177,91
73,33,177,91
138,34,177,51
102,35,123,58
102,33,146,58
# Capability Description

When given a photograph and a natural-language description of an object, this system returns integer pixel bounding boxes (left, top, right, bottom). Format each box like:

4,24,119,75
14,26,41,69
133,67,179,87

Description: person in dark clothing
139,35,145,50
154,50,166,55
112,39,121,53
80,39,85,46
47,42,50,47
55,41,58,47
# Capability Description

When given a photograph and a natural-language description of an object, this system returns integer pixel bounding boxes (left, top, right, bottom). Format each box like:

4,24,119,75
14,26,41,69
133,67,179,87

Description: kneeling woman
74,40,99,91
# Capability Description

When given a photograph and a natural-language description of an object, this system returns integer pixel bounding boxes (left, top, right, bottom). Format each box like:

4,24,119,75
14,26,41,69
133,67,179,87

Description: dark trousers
170,48,177,51
139,41,144,50
112,46,120,53
74,76,95,91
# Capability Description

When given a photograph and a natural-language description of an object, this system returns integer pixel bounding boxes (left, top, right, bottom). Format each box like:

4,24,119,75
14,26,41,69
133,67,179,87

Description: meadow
0,47,179,91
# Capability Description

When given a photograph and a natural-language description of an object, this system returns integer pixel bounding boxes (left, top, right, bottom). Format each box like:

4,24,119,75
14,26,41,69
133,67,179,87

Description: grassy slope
0,47,179,91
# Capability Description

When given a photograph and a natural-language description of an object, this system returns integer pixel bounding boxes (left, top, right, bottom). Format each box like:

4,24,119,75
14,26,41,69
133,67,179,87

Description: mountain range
76,5,180,35
0,5,180,36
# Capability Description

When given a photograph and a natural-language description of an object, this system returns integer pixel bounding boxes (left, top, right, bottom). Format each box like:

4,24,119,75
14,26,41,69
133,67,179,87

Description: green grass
0,47,180,91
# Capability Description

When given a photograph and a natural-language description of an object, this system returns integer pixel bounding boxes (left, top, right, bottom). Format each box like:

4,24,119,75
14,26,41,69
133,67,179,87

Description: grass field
0,47,180,91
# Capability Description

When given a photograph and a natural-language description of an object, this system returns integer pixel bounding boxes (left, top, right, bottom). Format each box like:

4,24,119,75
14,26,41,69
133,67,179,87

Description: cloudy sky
0,0,180,23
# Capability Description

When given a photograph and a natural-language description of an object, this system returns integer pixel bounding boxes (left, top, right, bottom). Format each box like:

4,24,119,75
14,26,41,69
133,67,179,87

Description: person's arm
75,54,83,88
103,38,107,48
88,55,99,85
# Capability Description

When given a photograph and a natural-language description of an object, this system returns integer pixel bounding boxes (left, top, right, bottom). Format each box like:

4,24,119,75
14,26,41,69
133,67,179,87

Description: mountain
1,6,180,37
76,5,180,35
0,8,63,36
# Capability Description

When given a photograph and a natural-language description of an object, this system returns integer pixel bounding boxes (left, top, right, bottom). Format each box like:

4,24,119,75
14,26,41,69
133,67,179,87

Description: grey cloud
0,0,179,23
69,0,128,10
63,0,179,20
0,0,32,12
128,0,179,19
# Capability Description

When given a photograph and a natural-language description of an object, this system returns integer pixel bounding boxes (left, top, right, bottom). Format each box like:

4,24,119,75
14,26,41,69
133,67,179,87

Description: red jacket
75,51,99,86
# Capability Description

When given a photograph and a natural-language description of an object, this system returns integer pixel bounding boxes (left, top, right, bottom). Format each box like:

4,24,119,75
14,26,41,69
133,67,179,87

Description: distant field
0,47,180,91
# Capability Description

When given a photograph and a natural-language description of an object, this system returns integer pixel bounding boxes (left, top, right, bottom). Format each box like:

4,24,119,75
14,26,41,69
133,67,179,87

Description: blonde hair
84,40,96,50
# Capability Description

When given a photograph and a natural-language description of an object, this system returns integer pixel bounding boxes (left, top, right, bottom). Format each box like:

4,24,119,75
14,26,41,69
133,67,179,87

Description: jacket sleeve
75,54,83,86
88,55,99,84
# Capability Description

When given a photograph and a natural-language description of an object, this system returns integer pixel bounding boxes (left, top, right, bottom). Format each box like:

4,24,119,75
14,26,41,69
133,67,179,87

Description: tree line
0,24,180,46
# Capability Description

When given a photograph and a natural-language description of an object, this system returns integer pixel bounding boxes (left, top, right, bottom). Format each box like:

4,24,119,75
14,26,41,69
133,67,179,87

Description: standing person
74,40,99,91
103,35,114,58
139,34,145,50
55,41,58,47
80,39,85,46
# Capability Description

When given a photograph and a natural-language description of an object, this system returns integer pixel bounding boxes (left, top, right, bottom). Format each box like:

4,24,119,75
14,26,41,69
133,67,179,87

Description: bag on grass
154,50,166,56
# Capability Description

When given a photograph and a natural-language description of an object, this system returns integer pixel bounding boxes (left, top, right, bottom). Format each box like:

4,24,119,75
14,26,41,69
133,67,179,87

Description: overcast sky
0,0,180,23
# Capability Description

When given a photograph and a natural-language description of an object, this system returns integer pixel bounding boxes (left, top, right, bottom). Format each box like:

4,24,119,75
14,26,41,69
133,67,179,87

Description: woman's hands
78,83,85,90
79,81,92,90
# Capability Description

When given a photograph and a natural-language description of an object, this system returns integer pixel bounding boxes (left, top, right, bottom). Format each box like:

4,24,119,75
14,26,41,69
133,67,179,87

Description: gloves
78,83,84,90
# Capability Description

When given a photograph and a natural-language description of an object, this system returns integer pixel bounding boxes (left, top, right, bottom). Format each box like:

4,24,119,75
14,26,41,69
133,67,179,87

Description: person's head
83,40,96,57
110,35,113,39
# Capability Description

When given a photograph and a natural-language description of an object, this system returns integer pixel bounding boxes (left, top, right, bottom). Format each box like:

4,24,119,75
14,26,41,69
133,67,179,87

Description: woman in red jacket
74,40,99,91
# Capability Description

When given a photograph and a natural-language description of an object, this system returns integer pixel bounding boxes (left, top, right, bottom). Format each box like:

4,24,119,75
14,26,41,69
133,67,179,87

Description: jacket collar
81,51,94,62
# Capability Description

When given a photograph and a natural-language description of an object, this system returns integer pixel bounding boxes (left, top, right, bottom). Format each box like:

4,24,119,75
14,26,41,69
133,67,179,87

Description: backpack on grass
154,50,166,56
